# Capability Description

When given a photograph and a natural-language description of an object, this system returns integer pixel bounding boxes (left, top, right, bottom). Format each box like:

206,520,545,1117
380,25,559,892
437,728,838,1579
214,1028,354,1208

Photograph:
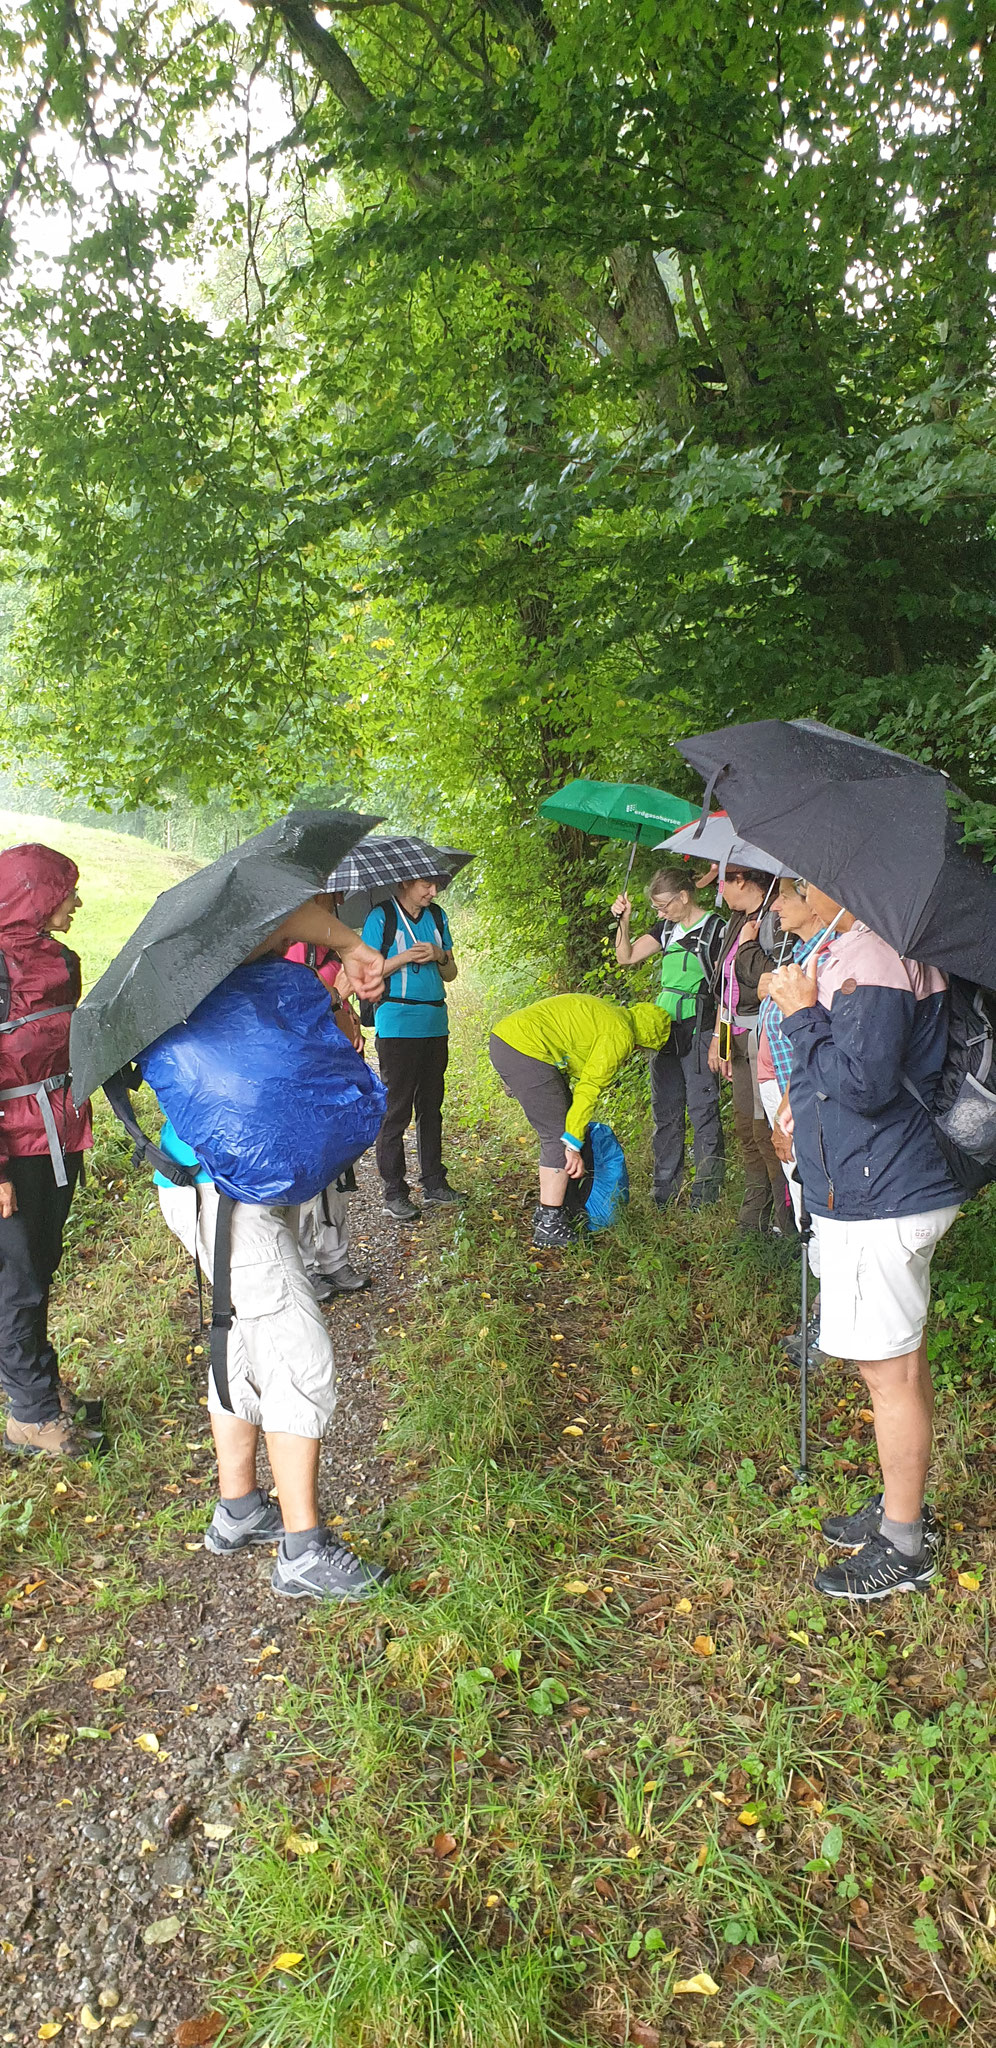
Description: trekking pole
795,1190,813,1484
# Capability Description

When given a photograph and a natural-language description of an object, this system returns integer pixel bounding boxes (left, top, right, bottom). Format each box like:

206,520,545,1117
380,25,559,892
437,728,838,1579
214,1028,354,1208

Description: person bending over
490,993,669,1248
771,885,961,1601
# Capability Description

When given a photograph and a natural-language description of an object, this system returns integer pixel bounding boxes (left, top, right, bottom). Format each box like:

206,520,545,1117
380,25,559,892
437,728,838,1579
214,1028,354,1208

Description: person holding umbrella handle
769,881,962,1602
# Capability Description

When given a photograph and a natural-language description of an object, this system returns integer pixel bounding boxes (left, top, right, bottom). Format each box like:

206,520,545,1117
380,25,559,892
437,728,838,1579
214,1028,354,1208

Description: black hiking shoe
814,1531,937,1602
531,1203,574,1249
383,1192,420,1222
820,1492,940,1553
311,1262,370,1299
421,1183,467,1206
271,1531,388,1603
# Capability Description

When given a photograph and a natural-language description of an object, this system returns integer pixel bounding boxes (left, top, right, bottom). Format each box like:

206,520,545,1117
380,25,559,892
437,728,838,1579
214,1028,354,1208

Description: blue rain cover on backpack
585,1121,629,1233
140,961,386,1205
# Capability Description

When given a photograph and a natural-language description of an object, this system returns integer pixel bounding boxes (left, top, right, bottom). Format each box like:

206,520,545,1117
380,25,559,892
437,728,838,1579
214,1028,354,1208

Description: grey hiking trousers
649,1034,724,1206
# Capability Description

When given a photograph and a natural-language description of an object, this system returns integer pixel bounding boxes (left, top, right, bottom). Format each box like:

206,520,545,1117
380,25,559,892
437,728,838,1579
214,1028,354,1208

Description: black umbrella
70,808,379,1102
677,719,996,988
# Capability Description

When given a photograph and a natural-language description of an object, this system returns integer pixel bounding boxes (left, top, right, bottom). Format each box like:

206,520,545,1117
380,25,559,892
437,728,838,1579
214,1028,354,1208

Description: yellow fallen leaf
285,1831,320,1857
257,1644,280,1662
485,1893,501,1906
562,1425,584,1437
625,1844,641,1859
53,1481,68,1495
692,1634,715,1658
787,1629,809,1648
270,1950,305,1971
674,1971,720,1996
550,1331,564,1340
958,1571,980,1591
91,1667,127,1692
563,1579,590,1595
184,1542,201,1551
80,2010,103,2034
675,1597,693,1614
38,2028,63,2041
140,1839,157,1855
738,1806,761,1826
695,1844,708,1869
135,1732,160,1753
202,1821,233,1842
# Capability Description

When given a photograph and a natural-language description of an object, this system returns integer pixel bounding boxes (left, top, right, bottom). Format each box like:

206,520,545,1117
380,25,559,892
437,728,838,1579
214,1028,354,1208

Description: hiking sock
879,1513,923,1558
282,1525,322,1560
221,1488,267,1520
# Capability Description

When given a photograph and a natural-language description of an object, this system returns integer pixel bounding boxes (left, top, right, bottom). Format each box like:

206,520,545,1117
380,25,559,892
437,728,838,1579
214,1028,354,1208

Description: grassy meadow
0,808,200,988
0,836,994,2045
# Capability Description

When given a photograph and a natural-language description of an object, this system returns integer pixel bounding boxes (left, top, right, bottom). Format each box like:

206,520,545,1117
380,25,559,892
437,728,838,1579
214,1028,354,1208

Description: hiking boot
531,1203,574,1249
820,1492,940,1553
311,1262,370,1300
421,1183,467,1206
271,1530,388,1603
204,1489,285,1554
383,1192,420,1222
58,1384,106,1440
5,1414,89,1460
814,1531,937,1601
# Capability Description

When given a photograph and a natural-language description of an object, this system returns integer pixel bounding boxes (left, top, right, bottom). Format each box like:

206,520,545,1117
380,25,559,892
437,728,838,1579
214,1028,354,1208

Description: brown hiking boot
5,1415,89,1459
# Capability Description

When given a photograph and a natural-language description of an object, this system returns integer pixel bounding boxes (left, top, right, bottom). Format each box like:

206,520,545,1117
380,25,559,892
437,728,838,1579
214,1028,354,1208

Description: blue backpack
585,1122,629,1233
139,960,386,1205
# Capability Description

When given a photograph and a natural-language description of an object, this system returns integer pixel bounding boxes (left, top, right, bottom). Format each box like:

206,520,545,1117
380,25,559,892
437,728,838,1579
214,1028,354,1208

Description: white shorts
158,1183,337,1438
818,1207,960,1362
298,1183,350,1277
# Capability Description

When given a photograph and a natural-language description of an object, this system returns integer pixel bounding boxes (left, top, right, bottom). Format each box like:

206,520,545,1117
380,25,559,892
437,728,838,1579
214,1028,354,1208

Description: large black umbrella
677,719,996,988
70,808,379,1102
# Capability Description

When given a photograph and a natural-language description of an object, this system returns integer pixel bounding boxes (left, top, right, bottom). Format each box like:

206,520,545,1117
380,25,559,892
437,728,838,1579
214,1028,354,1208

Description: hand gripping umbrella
676,720,996,987
327,834,473,927
70,807,380,1104
539,779,699,888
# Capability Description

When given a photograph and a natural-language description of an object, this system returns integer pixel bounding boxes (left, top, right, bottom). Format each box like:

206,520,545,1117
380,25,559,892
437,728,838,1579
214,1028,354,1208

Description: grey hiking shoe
271,1530,389,1602
205,1490,285,1554
310,1262,370,1300
421,1183,467,1206
383,1192,420,1222
820,1491,939,1554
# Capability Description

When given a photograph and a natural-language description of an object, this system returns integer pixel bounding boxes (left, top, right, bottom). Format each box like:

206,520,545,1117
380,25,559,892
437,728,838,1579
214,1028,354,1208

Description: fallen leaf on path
627,2024,661,2048
738,1806,761,1826
142,1914,183,1947
563,1579,590,1595
202,1822,233,1842
691,1634,715,1658
675,1597,693,1614
174,2016,225,2048
79,2011,103,2034
135,1732,160,1753
38,2028,62,2041
673,1971,720,1996
433,1830,459,1858
723,1947,756,1980
562,1425,584,1437
268,1950,304,1972
958,1571,980,1591
786,1628,809,1647
91,1667,127,1691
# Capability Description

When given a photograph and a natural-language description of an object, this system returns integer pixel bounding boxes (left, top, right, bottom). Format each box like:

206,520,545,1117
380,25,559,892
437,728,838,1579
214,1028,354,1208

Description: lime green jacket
492,994,669,1146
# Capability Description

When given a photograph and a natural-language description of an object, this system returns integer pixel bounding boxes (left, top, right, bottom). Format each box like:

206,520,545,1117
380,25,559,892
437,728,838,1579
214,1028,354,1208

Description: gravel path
0,1159,422,2047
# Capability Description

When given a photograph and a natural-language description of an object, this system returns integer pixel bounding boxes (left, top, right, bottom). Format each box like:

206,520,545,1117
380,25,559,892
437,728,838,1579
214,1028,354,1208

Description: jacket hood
628,1002,671,1050
0,844,79,936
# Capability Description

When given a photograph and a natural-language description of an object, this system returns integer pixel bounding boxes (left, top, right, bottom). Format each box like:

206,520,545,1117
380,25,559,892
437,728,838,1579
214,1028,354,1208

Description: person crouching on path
612,866,725,1211
156,900,389,1604
707,866,787,1236
283,932,370,1298
490,994,670,1248
0,845,94,1461
362,876,464,1221
770,885,961,1602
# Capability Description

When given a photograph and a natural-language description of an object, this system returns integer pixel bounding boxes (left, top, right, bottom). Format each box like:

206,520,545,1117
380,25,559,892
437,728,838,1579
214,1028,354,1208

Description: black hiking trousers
0,1151,83,1423
375,1036,449,1196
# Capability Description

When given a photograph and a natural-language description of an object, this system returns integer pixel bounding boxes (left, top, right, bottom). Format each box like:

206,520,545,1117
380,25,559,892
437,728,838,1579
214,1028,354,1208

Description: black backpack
358,899,447,1029
903,977,996,1198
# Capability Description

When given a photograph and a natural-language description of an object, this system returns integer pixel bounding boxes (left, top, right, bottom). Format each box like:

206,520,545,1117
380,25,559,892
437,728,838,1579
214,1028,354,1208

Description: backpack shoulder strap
430,901,446,943
0,950,9,1026
103,1068,199,1187
380,900,399,955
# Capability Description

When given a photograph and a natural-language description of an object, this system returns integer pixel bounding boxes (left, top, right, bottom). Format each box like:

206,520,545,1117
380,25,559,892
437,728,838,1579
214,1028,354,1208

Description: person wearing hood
0,844,93,1459
490,995,670,1247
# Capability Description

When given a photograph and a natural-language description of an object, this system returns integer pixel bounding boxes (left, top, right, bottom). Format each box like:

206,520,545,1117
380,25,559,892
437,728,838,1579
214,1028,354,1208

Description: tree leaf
433,1829,458,1857
673,1970,720,1995
285,1831,320,1857
142,1915,183,1946
691,1634,715,1658
174,2016,225,2048
91,1667,127,1691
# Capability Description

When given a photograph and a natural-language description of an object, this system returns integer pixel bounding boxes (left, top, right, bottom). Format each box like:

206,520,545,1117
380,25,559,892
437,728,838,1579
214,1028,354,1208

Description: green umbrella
539,779,700,885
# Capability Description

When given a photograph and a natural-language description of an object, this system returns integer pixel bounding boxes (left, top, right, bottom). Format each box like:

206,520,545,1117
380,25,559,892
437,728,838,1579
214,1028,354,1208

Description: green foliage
1,0,995,943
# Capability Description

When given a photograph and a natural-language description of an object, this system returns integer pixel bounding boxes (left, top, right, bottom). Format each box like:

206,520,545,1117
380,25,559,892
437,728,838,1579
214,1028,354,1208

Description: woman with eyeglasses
612,866,725,1209
707,865,789,1237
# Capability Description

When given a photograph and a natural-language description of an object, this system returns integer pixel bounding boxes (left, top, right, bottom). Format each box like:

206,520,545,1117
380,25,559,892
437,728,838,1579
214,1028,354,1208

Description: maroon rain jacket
0,844,92,1171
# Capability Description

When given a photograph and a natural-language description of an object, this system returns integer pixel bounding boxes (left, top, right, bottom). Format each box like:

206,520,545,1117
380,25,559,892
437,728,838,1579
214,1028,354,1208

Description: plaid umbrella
327,835,473,896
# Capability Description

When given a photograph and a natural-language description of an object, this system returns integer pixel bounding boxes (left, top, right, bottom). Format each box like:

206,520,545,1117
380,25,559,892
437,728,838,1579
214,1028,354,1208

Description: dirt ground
0,1160,416,2047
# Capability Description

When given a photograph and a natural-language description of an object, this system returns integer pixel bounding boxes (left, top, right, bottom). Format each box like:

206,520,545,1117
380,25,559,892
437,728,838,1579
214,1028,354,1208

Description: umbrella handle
622,840,639,890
